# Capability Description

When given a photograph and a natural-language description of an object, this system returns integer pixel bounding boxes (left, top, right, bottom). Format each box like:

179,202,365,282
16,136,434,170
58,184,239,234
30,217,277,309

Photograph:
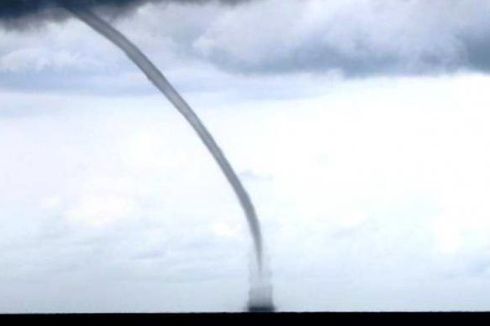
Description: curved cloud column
62,4,265,271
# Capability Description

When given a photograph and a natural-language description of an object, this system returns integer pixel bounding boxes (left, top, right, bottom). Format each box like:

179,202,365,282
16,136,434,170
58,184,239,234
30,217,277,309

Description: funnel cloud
0,0,273,312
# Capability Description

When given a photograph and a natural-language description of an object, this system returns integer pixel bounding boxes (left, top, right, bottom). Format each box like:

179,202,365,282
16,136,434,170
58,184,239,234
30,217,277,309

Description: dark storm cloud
0,0,249,29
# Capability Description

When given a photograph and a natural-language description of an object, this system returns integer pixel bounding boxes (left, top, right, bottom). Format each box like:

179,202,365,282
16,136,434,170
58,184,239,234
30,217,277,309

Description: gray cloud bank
191,0,490,76
3,0,490,80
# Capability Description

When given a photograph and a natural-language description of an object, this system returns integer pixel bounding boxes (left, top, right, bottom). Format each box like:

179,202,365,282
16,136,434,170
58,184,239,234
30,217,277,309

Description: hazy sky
2,0,490,312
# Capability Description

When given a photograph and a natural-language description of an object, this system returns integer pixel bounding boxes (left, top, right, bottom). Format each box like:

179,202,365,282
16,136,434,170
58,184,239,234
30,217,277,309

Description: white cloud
65,193,137,228
0,48,84,72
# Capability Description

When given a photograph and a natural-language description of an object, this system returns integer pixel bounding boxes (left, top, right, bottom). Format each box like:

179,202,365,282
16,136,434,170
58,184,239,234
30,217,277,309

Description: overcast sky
2,0,490,312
